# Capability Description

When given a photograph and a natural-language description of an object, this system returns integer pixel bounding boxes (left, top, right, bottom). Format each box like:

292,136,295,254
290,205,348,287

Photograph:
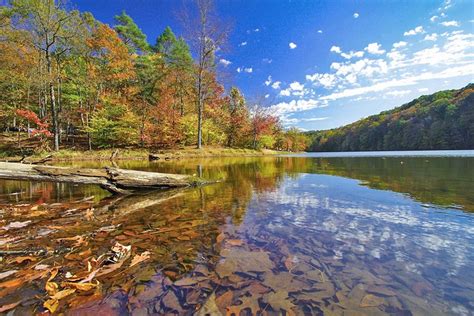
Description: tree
225,87,250,147
249,101,278,149
7,0,84,151
182,0,229,148
114,11,149,54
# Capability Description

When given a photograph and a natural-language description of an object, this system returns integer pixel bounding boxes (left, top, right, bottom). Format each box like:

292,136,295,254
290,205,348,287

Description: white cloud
262,58,272,64
321,64,474,101
237,67,252,73
317,30,323,34
418,88,429,92
393,41,407,48
279,88,291,96
302,117,329,121
330,45,342,54
289,42,297,49
365,42,386,55
289,81,304,91
430,15,438,22
441,20,459,27
239,41,247,46
265,75,272,86
219,58,232,67
254,28,260,32
353,12,359,18
270,99,323,115
424,33,438,41
271,81,281,89
404,26,424,36
265,94,270,98
306,73,337,88
341,50,365,59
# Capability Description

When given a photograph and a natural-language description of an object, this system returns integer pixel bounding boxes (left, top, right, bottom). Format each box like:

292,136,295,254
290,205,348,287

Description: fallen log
0,162,200,194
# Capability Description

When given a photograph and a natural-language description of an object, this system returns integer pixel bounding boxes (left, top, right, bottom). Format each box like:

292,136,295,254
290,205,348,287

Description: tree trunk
197,76,203,149
0,162,202,195
46,52,59,151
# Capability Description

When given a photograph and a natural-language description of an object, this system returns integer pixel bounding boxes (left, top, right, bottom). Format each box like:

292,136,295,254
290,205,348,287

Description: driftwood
0,162,199,194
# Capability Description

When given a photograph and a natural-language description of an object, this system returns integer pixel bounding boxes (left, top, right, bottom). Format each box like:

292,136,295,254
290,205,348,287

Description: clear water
0,153,473,315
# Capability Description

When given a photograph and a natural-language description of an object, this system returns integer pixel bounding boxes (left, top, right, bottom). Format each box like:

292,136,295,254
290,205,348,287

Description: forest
306,84,474,152
0,0,308,155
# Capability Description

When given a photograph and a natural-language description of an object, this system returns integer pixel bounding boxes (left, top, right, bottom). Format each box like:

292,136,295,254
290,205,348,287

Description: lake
0,151,473,315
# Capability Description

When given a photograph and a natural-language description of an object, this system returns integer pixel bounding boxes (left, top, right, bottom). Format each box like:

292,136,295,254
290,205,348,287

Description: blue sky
72,0,474,131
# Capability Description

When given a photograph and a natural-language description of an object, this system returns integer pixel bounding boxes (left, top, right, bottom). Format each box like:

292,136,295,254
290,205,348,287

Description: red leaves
15,109,52,137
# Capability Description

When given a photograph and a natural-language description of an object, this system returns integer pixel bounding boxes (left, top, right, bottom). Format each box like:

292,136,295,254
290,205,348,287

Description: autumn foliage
0,1,307,152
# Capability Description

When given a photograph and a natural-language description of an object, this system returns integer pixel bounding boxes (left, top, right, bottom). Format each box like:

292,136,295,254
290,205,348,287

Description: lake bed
0,152,473,315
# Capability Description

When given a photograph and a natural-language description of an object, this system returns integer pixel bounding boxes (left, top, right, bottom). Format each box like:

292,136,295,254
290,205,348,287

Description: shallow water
0,153,473,315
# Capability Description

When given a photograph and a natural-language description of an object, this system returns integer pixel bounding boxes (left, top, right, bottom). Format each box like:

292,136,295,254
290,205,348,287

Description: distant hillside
306,84,474,151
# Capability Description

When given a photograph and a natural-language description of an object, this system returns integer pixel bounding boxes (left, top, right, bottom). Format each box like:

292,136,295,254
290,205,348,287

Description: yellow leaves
43,289,76,313
61,281,99,292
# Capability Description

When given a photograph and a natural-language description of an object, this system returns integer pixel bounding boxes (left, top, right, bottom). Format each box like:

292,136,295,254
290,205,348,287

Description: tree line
0,0,308,152
306,84,474,151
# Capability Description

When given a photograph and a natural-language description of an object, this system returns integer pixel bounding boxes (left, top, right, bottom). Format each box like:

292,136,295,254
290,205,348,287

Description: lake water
0,151,473,315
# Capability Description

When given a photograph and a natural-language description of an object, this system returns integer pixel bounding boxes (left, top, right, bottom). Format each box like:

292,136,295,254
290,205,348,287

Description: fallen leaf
227,239,243,246
162,290,181,311
10,256,37,264
130,251,151,267
45,281,59,296
62,281,98,291
216,249,274,278
216,233,225,244
262,291,295,315
215,291,233,313
44,298,59,314
198,293,222,316
0,270,17,280
360,294,384,308
2,220,31,230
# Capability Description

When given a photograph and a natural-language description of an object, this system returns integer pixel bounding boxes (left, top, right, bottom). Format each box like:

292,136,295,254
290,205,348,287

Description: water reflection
0,155,473,314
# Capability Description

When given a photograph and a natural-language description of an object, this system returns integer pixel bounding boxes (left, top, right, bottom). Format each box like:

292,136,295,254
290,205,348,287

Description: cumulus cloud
430,15,438,22
330,45,342,53
289,42,297,49
279,88,291,96
219,58,232,66
441,20,459,27
271,81,281,89
365,42,386,55
317,30,323,34
404,26,424,36
306,73,337,88
289,81,304,91
424,33,438,41
341,50,365,59
353,12,359,18
270,99,323,116
239,41,247,46
393,41,408,48
265,94,270,98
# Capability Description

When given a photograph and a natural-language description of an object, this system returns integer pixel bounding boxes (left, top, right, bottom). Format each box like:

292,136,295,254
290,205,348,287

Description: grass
2,146,289,162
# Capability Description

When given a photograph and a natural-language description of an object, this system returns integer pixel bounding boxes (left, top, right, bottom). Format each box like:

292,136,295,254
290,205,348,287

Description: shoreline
1,147,292,163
